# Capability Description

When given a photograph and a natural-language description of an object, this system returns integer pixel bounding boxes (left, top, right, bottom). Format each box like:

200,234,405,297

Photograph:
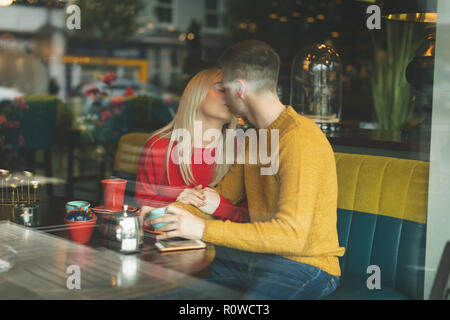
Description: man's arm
213,163,245,205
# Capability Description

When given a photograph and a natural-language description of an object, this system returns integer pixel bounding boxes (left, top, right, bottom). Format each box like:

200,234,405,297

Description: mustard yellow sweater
175,106,345,276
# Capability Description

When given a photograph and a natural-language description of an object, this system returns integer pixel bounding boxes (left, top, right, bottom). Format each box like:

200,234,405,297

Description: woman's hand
176,186,220,215
176,185,206,207
151,204,206,240
199,188,220,214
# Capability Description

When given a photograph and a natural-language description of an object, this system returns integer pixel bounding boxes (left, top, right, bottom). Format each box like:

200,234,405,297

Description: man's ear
235,78,248,99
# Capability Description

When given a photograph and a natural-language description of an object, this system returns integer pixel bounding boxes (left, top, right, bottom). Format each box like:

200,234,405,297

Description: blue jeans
149,246,340,300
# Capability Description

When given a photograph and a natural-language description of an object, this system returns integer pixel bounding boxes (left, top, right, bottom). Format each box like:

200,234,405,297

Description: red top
135,136,249,223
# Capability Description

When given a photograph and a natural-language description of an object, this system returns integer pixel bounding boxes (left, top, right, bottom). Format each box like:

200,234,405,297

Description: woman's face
199,75,233,124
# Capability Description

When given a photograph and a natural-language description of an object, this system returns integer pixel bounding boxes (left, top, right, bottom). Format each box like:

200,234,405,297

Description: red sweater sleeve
212,195,250,223
134,137,179,208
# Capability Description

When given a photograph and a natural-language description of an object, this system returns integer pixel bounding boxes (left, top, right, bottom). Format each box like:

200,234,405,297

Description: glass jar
290,43,343,131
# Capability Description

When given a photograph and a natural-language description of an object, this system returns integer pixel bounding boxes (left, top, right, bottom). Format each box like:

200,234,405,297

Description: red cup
64,214,97,243
101,179,127,211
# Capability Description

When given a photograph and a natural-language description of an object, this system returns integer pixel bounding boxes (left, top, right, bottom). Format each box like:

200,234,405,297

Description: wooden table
0,220,219,299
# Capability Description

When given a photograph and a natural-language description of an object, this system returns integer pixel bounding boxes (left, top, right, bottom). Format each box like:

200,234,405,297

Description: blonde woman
135,69,249,227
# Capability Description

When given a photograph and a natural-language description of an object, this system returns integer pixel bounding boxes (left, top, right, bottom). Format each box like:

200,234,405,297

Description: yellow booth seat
327,153,429,300
114,133,429,300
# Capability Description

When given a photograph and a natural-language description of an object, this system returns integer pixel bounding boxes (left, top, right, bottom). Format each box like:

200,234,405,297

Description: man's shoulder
281,109,325,141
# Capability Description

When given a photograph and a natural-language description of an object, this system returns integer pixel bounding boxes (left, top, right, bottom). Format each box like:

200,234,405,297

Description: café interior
0,0,449,300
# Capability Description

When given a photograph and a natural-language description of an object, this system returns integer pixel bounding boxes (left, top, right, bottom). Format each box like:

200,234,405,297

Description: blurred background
2,0,449,301
0,0,435,203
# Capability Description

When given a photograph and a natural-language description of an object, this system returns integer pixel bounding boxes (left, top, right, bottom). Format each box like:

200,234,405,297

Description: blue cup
66,201,90,214
150,207,171,229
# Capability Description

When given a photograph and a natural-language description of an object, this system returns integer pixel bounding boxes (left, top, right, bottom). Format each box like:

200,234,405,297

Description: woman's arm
177,187,249,223
212,196,250,223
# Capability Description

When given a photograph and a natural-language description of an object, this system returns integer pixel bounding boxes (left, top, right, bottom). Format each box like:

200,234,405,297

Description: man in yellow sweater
149,40,345,300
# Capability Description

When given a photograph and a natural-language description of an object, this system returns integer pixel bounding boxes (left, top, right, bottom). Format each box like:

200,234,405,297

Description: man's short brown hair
219,40,280,93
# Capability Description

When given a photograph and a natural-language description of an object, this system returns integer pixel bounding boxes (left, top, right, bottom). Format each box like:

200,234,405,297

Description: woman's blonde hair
148,68,237,187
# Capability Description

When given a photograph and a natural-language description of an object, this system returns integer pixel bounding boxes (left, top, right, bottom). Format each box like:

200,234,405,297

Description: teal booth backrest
334,153,429,299
20,99,58,150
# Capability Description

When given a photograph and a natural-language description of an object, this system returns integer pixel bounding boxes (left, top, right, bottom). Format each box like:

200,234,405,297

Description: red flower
14,97,29,110
101,72,118,84
84,85,99,97
0,114,7,126
5,121,19,129
123,87,135,97
110,96,125,108
101,111,112,121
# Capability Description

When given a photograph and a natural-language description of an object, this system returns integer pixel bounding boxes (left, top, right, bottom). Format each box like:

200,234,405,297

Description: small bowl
66,201,90,215
64,213,97,243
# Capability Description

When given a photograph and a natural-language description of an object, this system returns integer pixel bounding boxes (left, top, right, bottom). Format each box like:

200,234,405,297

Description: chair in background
111,132,151,207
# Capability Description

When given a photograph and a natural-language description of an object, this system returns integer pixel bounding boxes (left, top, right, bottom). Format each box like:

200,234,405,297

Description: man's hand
137,205,154,228
200,188,221,214
177,186,220,215
151,204,206,240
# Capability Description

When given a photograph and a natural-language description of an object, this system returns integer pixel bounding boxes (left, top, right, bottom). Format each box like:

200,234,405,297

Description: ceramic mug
101,179,127,211
149,207,172,230
65,200,90,214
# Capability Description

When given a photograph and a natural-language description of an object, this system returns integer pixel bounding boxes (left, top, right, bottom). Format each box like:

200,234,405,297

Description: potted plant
370,20,425,131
